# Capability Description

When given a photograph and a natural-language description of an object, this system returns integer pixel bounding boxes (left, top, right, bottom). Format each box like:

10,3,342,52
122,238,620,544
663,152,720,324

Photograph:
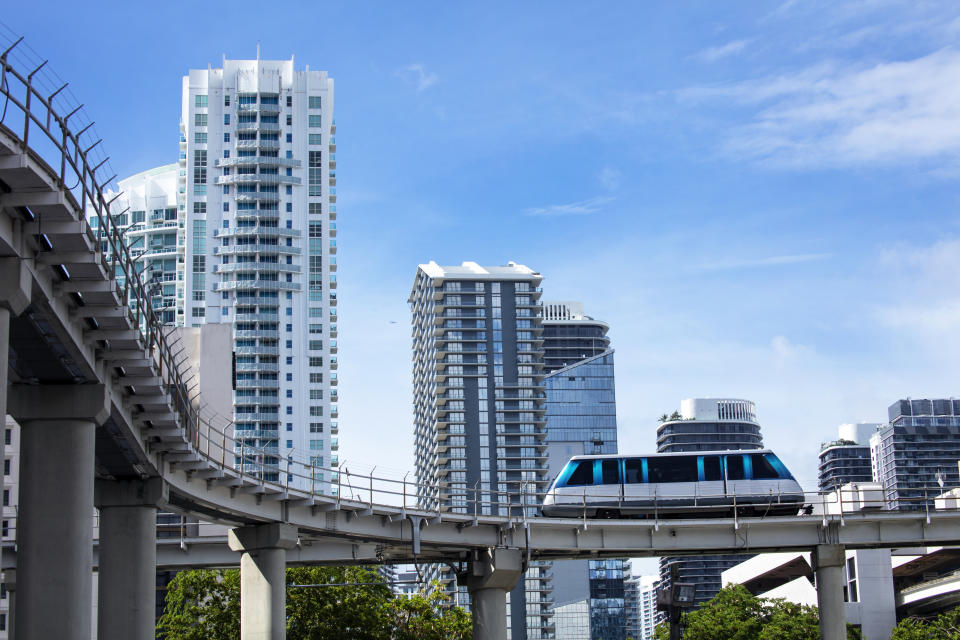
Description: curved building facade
656,398,763,452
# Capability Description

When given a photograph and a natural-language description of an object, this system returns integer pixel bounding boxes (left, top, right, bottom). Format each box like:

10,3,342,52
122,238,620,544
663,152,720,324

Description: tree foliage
157,567,471,640
652,585,861,640
890,605,960,640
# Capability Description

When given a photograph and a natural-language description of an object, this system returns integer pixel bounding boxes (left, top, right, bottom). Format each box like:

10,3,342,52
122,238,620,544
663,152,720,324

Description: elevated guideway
2,36,959,640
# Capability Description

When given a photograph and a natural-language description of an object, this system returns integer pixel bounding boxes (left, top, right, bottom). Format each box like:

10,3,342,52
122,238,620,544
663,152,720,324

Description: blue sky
5,2,960,497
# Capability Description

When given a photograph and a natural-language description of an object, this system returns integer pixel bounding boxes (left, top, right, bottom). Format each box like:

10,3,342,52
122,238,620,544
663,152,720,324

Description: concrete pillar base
95,478,167,640
10,384,110,640
228,523,298,640
812,544,847,640
464,548,524,640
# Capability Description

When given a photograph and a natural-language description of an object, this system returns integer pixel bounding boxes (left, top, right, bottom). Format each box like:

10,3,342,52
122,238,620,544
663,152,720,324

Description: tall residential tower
409,261,553,639
100,56,338,490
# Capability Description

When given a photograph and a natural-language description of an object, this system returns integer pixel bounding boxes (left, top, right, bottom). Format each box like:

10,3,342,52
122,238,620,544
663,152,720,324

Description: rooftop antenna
256,41,261,61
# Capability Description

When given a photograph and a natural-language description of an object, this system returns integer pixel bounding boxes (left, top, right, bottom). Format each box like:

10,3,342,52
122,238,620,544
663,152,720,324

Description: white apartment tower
97,57,338,489
180,56,338,487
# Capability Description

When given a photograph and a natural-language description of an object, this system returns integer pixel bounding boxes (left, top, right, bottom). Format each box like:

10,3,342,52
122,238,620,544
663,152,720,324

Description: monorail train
541,450,805,518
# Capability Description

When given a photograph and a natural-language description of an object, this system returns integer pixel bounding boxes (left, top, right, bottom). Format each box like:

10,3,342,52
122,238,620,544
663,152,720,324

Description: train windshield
558,459,594,487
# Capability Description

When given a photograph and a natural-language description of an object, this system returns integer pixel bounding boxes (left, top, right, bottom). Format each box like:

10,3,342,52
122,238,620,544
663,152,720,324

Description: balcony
217,156,301,169
214,244,301,256
235,378,280,389
214,280,301,293
235,345,280,356
216,174,301,186
214,263,299,275
234,362,280,372
235,139,280,150
235,121,281,134
234,192,280,203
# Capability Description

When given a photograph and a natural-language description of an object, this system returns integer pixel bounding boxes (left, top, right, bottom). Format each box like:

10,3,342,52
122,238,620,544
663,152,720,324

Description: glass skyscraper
543,302,624,640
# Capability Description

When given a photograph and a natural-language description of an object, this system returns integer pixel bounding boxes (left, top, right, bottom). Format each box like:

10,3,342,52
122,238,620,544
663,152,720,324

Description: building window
286,133,293,143
309,373,323,383
309,151,322,196
309,134,323,145
308,115,323,128
309,357,323,367
194,132,207,144
286,407,293,415
193,202,206,214
195,113,207,127
286,440,293,449
224,114,231,125
286,95,293,107
309,96,322,109
193,150,207,184
310,406,323,417
309,441,322,451
195,95,208,108
224,94,231,107
309,203,322,215
224,132,230,142
310,423,323,433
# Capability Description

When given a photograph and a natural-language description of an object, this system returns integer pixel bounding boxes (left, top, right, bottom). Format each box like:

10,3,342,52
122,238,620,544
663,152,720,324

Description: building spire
256,41,261,61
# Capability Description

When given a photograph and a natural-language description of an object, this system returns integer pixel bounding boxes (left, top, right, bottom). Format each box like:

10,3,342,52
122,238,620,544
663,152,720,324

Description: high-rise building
409,261,553,639
656,398,765,607
542,301,611,372
542,301,624,640
871,399,960,511
181,57,337,488
818,423,879,492
98,56,338,490
638,576,660,640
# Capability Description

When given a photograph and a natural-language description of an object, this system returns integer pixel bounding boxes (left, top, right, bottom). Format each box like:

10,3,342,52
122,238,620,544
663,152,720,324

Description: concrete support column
0,257,34,587
5,568,16,640
463,548,524,640
10,384,110,640
228,523,298,640
95,478,167,640
812,544,847,640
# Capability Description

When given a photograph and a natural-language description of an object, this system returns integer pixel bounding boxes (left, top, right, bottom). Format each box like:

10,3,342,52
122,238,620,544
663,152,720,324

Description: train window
648,457,698,483
751,454,780,479
624,459,644,483
726,455,745,480
702,456,722,481
601,459,620,485
565,460,594,486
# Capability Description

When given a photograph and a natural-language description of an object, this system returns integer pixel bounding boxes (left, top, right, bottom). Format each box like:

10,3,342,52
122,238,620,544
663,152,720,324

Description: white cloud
874,238,960,336
680,48,960,167
692,252,830,272
598,166,621,191
696,39,752,63
396,63,438,92
523,195,613,217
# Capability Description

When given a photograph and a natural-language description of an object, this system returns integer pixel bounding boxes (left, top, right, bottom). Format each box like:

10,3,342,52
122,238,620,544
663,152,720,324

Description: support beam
228,523,298,640
10,384,110,640
95,478,167,640
463,547,524,640
812,544,847,640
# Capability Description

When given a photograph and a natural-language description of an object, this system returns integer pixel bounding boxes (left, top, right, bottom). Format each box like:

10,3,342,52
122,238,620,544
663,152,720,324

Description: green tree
890,605,960,639
158,566,472,640
387,585,472,640
653,585,861,640
157,569,240,640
